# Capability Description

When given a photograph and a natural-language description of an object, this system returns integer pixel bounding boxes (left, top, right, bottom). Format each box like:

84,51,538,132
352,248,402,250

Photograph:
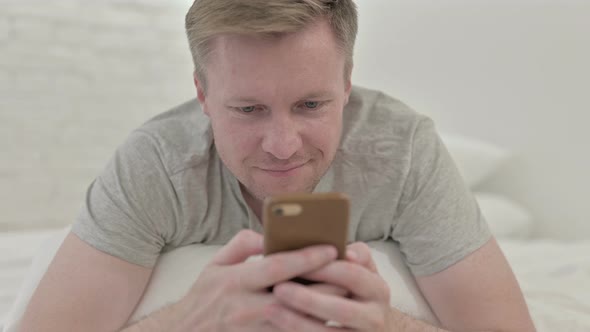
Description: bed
0,229,60,327
1,228,589,331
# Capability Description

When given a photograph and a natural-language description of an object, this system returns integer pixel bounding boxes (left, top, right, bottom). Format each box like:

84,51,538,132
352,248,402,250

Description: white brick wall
0,1,196,230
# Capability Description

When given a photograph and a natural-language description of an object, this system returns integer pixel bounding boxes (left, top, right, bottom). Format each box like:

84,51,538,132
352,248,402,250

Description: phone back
263,192,349,259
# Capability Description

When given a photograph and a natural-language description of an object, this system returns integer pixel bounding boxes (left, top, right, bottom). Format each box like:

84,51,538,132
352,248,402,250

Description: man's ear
344,70,353,105
193,72,209,115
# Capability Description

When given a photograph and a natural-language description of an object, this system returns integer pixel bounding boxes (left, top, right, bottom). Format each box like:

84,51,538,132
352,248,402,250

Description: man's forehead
208,19,341,62
226,90,337,104
202,19,347,101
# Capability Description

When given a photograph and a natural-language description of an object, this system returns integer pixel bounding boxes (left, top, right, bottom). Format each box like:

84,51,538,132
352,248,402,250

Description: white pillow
4,230,439,331
440,133,510,188
474,192,534,239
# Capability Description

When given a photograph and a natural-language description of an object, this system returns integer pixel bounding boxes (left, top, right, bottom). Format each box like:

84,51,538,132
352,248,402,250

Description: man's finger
272,281,378,330
240,245,338,290
300,260,389,301
347,242,378,273
307,283,350,298
211,229,264,266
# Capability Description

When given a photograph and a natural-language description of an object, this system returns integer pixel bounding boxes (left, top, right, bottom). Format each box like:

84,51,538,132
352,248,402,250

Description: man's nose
261,114,302,160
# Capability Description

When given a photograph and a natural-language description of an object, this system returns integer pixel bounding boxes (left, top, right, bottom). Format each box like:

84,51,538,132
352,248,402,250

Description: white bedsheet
1,229,589,331
499,239,590,331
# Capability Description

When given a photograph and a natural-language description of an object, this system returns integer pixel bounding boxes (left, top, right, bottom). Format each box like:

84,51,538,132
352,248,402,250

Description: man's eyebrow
226,97,262,104
227,91,334,105
300,91,334,99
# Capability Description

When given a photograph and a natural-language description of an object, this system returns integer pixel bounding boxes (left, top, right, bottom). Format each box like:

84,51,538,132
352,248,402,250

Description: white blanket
1,229,589,331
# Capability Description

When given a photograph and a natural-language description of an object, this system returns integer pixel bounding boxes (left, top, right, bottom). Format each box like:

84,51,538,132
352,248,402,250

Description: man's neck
240,184,264,224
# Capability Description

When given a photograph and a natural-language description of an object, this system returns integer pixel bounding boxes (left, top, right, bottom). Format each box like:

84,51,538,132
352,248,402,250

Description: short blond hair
185,0,358,90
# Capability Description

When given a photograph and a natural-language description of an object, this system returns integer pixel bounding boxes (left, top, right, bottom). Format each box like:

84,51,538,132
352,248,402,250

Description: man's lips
254,159,311,173
258,163,306,172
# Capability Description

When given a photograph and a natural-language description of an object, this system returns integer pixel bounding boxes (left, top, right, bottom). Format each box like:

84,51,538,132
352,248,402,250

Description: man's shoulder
341,86,428,156
346,85,426,124
127,98,213,175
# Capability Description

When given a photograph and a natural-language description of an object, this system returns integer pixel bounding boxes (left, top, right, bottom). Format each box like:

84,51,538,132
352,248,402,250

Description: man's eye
303,101,319,109
239,106,256,113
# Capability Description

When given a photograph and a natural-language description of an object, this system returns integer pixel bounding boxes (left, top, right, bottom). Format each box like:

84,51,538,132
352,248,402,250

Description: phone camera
273,207,284,216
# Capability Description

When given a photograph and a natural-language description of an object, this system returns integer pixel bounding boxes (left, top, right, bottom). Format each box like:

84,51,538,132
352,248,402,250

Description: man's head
185,0,358,203
186,0,358,90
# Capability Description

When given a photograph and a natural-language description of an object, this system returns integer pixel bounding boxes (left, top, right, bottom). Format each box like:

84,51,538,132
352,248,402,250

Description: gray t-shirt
72,86,491,276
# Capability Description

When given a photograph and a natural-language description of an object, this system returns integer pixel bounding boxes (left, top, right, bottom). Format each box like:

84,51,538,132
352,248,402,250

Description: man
19,0,536,331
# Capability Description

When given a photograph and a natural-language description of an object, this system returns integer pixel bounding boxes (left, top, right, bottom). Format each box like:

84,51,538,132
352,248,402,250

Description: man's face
196,19,352,202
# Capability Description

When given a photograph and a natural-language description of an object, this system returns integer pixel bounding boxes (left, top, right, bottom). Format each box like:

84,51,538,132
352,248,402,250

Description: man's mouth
257,162,308,176
260,164,304,172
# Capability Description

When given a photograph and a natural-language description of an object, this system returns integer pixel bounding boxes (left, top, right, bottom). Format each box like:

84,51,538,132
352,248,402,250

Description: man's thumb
211,229,264,265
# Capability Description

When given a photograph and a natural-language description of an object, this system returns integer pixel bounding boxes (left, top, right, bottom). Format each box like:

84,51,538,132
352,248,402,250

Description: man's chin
249,182,317,201
243,166,323,200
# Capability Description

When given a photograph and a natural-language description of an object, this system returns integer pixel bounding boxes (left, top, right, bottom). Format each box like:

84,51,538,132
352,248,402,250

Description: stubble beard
243,167,324,203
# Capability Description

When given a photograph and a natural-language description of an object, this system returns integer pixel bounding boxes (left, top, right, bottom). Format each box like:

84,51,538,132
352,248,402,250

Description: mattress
1,229,589,331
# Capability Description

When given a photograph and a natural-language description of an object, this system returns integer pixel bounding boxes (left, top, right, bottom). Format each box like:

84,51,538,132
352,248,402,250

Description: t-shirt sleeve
391,117,492,277
71,130,179,268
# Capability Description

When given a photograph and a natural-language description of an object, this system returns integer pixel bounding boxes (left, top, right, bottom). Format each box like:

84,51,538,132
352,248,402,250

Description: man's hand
172,229,342,332
267,242,397,331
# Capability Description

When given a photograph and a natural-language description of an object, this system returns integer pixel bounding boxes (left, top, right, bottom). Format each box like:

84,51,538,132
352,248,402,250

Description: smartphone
263,192,350,260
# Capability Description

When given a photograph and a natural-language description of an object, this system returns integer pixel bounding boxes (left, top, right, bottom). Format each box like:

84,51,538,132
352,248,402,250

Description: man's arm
267,239,535,332
18,231,153,332
415,237,536,332
20,229,351,332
